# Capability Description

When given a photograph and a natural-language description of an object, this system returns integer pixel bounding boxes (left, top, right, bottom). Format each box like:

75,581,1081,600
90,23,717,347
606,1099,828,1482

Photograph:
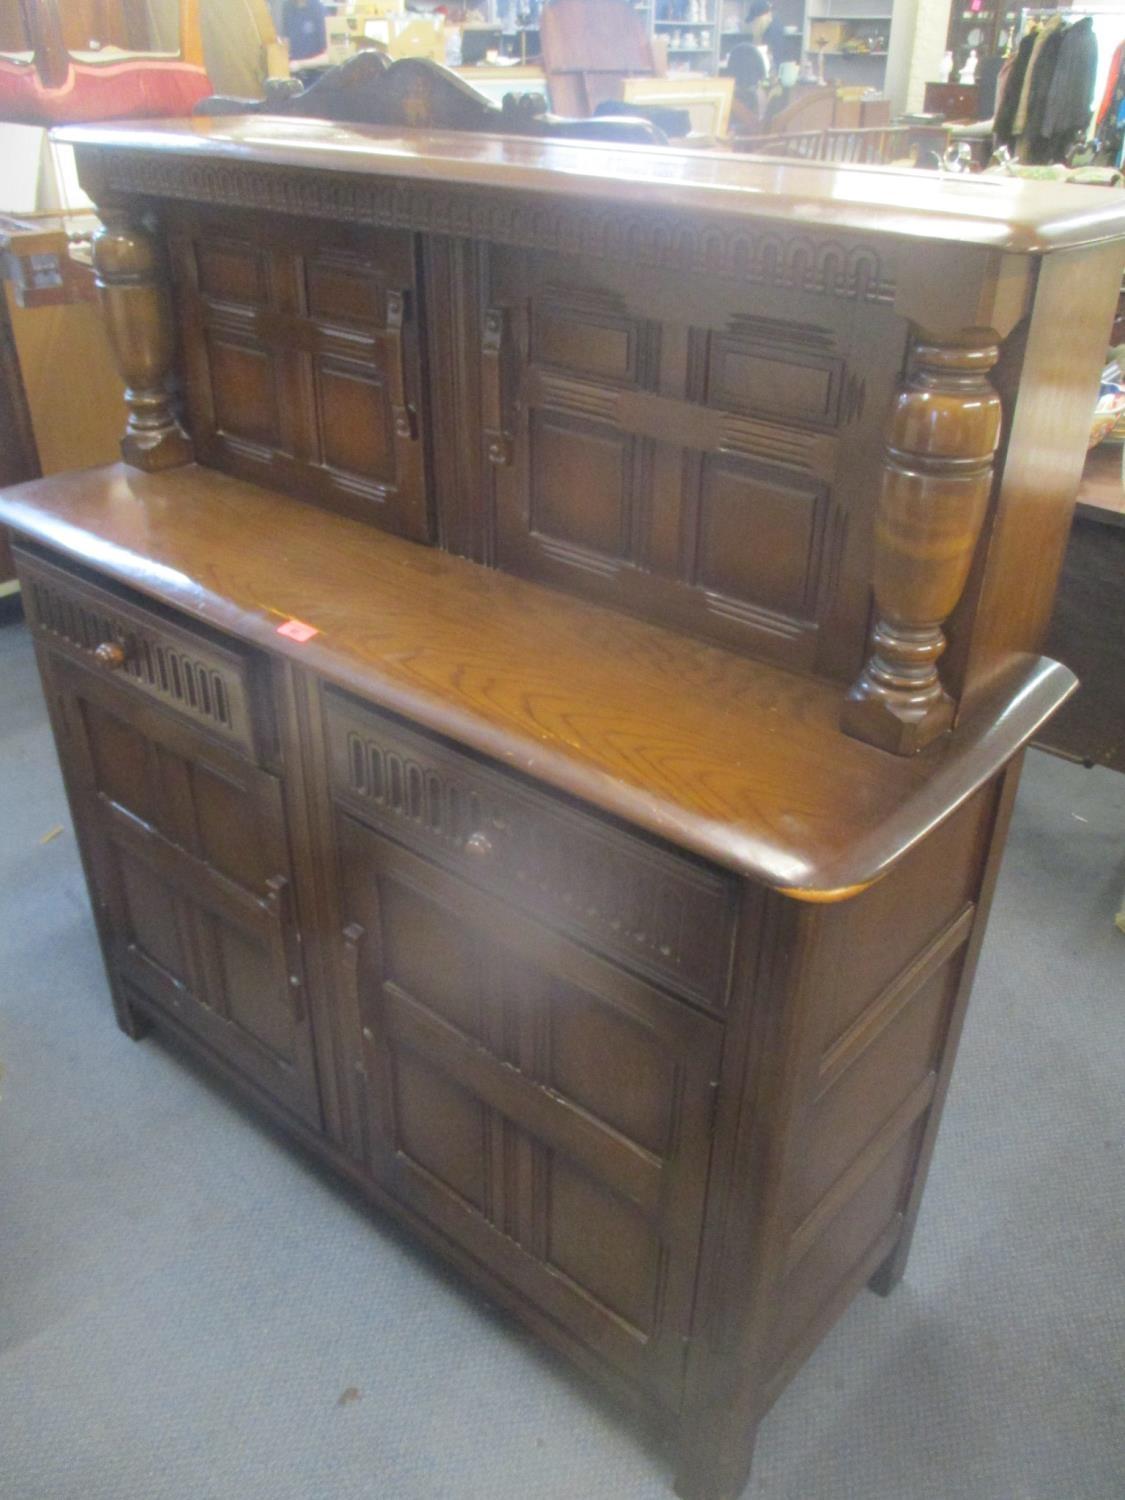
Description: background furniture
739,119,948,164
621,71,733,133
1036,446,1125,771
540,0,657,114
2,118,1121,1500
923,79,981,121
0,0,211,123
804,0,893,90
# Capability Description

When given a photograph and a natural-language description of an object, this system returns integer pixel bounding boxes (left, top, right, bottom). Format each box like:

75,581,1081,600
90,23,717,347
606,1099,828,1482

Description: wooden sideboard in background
1,118,1123,1499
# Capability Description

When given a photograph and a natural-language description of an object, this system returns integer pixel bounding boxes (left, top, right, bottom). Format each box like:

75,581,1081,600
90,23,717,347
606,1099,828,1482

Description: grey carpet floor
1,616,1123,1500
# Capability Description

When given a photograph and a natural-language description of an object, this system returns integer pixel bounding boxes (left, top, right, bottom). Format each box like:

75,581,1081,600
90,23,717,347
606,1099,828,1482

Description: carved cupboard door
482,246,906,680
336,815,723,1408
168,206,430,541
51,655,321,1126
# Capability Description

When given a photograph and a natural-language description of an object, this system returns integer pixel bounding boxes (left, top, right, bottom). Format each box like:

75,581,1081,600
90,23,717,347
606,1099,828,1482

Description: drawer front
324,688,736,1011
19,550,266,760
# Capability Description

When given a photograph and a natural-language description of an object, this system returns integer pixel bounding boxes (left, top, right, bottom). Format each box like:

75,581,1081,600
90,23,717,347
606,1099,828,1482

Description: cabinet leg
674,1412,759,1500
867,1223,911,1297
110,984,150,1042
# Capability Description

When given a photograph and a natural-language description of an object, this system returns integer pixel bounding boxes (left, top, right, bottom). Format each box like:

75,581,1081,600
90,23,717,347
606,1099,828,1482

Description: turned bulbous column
92,210,194,472
842,332,1003,755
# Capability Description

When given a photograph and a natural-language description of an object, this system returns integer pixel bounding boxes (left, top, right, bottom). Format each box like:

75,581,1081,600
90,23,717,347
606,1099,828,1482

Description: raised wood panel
168,206,431,543
705,327,841,424
196,240,269,308
547,978,676,1157
547,1155,662,1334
393,1049,489,1212
811,785,995,1055
794,961,958,1222
316,357,393,483
531,300,641,384
337,817,722,1402
530,413,632,558
207,336,282,450
487,249,888,673
770,1125,921,1367
305,253,387,327
695,460,824,622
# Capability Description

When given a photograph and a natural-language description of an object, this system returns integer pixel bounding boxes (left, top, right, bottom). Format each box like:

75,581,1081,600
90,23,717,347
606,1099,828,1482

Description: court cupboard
2,118,1123,1498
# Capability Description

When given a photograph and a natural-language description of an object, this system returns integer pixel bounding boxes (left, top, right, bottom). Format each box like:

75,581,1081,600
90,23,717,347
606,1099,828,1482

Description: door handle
264,875,305,1025
341,921,368,1071
482,305,515,467
384,290,418,441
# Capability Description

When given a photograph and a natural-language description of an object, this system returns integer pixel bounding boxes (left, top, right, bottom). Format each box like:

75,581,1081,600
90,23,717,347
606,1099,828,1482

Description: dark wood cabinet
922,81,982,121
3,115,1122,1500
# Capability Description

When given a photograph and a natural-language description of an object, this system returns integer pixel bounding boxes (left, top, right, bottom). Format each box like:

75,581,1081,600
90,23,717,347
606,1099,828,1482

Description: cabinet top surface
57,116,1125,254
1,463,1072,900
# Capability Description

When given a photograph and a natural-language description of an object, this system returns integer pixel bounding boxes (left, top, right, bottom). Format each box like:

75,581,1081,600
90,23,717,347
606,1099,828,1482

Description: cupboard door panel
52,654,322,1127
169,207,431,543
486,247,905,676
336,815,722,1406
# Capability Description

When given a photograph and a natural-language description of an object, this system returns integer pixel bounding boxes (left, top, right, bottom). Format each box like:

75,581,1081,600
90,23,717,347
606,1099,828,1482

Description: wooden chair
0,0,211,123
737,123,949,170
539,0,657,118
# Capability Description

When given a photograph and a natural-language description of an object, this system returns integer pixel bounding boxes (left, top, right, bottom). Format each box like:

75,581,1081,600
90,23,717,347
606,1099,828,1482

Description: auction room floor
2,617,1123,1500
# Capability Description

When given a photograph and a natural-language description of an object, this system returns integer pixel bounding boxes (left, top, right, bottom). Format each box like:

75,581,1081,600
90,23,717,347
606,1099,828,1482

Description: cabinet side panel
947,243,1124,711
764,767,1016,1392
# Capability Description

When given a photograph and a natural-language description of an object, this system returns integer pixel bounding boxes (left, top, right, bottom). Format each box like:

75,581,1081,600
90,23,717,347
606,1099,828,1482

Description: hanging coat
1023,22,1065,143
995,30,1036,146
1043,16,1099,141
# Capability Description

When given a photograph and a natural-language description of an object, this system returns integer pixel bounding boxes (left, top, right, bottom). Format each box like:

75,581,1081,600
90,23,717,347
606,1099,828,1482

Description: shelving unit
650,2,722,75
804,2,893,87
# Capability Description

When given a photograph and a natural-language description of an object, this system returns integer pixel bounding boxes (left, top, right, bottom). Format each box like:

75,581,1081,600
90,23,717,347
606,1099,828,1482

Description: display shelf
805,0,893,91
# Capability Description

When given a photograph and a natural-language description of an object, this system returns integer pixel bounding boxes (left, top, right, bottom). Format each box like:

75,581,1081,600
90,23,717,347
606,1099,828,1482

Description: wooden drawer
323,687,737,1011
18,549,268,762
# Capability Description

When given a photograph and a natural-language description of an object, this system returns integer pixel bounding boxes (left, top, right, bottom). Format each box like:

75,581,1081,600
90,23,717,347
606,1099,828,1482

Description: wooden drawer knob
94,641,127,670
465,831,493,858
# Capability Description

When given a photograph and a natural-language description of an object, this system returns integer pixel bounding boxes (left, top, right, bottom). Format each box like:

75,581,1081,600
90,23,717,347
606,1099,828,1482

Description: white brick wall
905,0,954,114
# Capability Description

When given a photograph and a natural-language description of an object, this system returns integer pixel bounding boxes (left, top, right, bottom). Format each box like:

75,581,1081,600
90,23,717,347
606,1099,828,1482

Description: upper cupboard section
166,207,431,543
162,206,909,681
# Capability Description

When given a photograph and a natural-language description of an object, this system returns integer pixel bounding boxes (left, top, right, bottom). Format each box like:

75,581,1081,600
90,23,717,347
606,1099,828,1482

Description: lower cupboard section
333,813,724,1407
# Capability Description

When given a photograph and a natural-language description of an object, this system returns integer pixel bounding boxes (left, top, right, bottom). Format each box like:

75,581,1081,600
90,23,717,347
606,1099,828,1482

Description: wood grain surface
1,462,1073,898
55,117,1125,255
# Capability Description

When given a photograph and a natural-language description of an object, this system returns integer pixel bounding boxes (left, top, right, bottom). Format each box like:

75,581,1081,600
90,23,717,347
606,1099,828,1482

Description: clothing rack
1018,5,1125,39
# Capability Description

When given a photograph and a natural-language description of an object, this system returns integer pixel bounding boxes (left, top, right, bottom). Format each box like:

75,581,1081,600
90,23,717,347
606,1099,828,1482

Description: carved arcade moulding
94,150,897,303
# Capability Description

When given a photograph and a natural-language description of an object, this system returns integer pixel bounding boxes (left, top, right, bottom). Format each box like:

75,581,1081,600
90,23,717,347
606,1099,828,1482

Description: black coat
1043,17,1099,140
